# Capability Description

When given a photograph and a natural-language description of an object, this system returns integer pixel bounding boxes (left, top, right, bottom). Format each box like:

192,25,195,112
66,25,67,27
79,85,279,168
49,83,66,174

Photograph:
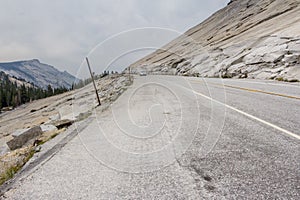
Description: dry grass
275,77,299,82
0,146,34,185
0,128,66,186
37,128,66,145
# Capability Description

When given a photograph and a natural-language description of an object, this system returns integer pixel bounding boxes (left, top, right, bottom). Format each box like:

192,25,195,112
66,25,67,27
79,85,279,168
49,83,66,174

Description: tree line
71,70,118,89
0,71,68,112
1,70,120,112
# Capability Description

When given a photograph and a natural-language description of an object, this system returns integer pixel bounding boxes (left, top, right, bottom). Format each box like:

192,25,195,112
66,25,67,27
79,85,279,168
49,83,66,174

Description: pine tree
47,85,53,97
0,71,71,111
20,84,28,104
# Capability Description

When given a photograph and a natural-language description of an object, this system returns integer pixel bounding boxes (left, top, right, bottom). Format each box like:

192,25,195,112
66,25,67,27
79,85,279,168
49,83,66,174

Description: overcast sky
0,0,229,78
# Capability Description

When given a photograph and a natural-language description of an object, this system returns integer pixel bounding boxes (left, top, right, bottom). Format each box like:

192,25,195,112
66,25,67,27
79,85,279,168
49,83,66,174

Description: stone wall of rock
129,0,300,81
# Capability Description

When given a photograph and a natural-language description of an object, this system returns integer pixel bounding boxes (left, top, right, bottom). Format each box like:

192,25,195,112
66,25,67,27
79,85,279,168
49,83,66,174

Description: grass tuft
0,147,35,185
276,77,299,82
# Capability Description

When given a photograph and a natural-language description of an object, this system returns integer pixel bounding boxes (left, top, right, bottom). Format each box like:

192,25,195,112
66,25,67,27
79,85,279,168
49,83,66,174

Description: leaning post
86,57,101,106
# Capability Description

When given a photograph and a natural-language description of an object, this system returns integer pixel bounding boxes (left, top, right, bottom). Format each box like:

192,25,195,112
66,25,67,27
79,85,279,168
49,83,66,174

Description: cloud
0,0,229,78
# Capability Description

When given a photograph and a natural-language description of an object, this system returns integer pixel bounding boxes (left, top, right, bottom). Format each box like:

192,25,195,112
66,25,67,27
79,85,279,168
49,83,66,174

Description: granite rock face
130,0,300,81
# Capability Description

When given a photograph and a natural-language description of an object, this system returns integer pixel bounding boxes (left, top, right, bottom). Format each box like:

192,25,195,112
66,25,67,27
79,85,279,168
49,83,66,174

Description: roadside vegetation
0,146,34,185
0,127,67,186
275,77,299,82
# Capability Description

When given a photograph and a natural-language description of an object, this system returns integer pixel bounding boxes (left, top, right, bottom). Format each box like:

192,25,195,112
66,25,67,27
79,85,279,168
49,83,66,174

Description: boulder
262,53,284,63
7,126,43,150
287,42,300,53
12,128,30,137
283,54,300,64
49,114,60,121
53,119,73,129
283,65,300,81
256,71,273,79
40,124,58,132
0,144,10,156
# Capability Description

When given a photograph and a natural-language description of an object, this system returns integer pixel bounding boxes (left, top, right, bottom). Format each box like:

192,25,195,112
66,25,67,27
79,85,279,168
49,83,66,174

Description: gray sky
0,0,229,78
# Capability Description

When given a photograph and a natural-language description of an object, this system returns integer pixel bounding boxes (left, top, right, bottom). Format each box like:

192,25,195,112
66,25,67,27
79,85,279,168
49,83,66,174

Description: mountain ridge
0,59,78,89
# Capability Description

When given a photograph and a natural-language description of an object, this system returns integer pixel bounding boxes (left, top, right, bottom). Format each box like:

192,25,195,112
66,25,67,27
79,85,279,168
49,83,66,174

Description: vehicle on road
139,71,147,76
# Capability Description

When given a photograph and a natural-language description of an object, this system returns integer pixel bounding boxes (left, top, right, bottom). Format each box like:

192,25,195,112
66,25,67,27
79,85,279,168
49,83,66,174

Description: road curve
2,75,300,199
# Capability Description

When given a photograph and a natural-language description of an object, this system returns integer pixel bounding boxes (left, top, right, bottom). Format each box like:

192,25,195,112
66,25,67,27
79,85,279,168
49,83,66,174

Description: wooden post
128,66,131,82
86,57,101,106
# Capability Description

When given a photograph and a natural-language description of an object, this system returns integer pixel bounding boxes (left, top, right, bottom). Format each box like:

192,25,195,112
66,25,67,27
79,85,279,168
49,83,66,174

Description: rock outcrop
130,0,300,81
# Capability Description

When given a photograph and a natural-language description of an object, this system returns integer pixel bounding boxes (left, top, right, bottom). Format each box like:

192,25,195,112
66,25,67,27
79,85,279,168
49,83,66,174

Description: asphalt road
2,75,300,199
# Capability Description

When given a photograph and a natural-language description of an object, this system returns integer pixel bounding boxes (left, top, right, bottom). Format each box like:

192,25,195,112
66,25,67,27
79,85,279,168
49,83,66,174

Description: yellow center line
189,80,300,100
176,82,300,140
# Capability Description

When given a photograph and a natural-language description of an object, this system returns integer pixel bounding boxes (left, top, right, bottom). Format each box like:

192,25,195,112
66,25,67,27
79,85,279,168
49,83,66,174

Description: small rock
33,139,43,146
34,146,42,152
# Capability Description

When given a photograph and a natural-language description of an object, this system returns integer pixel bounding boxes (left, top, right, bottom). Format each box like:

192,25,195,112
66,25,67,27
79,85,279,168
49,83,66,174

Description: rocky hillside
130,0,300,81
0,59,78,89
0,71,33,88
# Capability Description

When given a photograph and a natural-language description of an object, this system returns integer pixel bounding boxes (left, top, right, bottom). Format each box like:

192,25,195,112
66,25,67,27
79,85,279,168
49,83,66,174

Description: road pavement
1,75,299,199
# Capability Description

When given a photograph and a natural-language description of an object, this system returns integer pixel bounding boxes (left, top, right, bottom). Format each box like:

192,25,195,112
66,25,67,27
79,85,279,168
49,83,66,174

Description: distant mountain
0,59,78,89
130,0,300,81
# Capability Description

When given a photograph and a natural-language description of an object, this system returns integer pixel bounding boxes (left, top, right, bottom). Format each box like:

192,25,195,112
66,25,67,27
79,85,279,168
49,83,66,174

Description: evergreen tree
0,71,71,111
47,85,53,96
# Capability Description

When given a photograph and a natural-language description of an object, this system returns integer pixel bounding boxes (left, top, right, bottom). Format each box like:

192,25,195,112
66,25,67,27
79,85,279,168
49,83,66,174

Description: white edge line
179,84,300,140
